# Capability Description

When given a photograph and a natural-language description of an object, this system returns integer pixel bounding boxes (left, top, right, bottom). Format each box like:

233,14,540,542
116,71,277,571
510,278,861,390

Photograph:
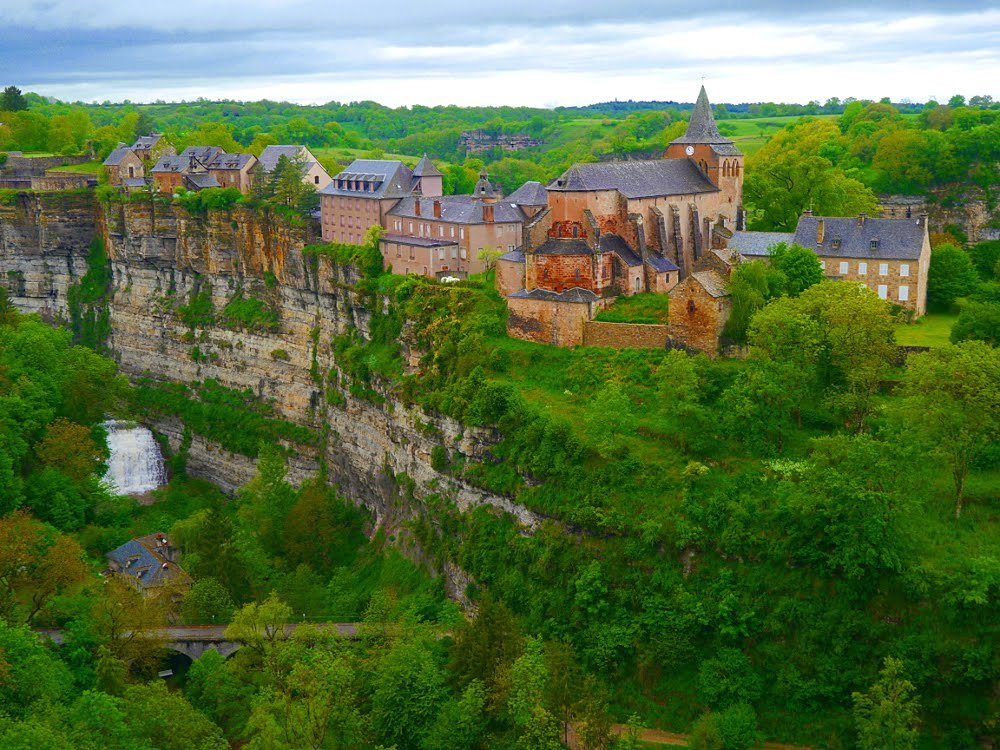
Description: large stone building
503,86,740,349
320,157,440,246
728,211,932,316
322,157,536,277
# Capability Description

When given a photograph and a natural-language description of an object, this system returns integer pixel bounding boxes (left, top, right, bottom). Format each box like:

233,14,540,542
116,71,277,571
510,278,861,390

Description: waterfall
103,420,167,495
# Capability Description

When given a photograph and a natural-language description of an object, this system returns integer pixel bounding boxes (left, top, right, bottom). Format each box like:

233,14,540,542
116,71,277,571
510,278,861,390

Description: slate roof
210,152,255,170
499,249,525,262
320,159,415,199
509,287,598,303
728,231,795,257
185,173,221,190
388,195,526,224
793,215,927,260
412,154,443,177
106,533,188,589
103,146,134,166
690,270,730,298
381,232,457,248
122,177,151,189
132,133,163,150
548,159,716,199
257,145,316,171
647,254,680,272
179,146,224,164
151,155,189,173
600,234,642,266
670,86,734,146
532,238,593,255
474,171,500,198
506,180,548,206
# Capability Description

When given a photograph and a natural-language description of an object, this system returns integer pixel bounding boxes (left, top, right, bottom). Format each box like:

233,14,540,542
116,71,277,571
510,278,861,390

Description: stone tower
664,87,743,217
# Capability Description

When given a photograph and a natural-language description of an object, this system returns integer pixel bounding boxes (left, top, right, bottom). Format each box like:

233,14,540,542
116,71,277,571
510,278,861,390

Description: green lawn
49,160,102,173
895,311,958,347
594,292,670,324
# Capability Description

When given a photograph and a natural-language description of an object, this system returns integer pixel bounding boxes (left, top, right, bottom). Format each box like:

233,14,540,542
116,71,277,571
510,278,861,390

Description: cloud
2,2,999,106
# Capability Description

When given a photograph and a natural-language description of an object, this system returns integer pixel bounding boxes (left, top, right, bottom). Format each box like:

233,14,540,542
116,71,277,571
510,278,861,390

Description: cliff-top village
92,86,930,357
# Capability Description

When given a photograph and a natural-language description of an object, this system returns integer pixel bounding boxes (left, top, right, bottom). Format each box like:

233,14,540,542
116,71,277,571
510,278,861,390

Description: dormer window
870,239,880,250
831,238,841,250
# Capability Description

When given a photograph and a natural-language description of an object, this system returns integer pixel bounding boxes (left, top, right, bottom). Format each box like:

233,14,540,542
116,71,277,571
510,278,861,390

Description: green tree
585,383,633,458
181,577,235,624
743,119,878,231
768,241,824,296
896,341,1000,518
371,638,449,750
951,300,1000,346
0,86,28,112
852,657,921,750
928,244,978,310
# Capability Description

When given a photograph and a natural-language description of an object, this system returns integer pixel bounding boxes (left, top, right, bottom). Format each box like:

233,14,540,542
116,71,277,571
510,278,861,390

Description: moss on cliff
66,237,111,351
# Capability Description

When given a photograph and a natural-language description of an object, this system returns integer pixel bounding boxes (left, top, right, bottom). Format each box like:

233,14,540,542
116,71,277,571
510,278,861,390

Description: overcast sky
3,1,999,108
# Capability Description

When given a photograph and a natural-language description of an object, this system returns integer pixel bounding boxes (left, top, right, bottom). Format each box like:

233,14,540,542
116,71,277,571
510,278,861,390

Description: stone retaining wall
582,320,669,349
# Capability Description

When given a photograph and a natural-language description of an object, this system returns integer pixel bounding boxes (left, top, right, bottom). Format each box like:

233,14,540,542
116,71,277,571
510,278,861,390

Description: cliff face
0,191,96,318
0,192,539,554
100,199,539,534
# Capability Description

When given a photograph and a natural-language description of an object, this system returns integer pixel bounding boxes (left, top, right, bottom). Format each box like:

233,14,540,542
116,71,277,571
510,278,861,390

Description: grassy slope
895,311,958,347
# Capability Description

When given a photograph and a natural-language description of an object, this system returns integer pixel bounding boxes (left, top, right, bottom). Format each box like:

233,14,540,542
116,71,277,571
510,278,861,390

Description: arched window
575,268,581,282
734,162,741,177
687,299,696,314
543,267,549,280
572,224,579,238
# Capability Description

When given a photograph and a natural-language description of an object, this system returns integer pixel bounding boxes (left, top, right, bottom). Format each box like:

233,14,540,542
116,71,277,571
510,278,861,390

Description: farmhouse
254,145,332,191
728,210,931,316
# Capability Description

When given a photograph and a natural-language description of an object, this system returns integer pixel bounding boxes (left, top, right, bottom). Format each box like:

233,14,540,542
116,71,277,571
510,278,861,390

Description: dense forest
3,84,1000,749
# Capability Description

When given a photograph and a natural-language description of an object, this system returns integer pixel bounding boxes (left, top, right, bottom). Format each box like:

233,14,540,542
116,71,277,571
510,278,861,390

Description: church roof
509,287,598,303
548,159,716,199
412,154,443,177
506,180,549,206
690,270,730,298
533,238,593,255
647,254,680,272
600,234,642,266
670,86,734,146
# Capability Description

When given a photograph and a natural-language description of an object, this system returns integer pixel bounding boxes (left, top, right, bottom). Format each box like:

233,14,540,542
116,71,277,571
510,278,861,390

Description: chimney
414,198,421,217
858,212,867,226
433,200,441,218
483,204,494,223
918,212,928,229
816,219,825,245
803,207,813,217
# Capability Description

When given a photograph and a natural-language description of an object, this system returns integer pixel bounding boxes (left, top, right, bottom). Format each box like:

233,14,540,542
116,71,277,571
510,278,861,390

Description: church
499,87,743,347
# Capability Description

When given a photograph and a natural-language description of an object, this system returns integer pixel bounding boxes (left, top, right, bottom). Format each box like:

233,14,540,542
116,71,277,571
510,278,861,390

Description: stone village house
727,210,932,317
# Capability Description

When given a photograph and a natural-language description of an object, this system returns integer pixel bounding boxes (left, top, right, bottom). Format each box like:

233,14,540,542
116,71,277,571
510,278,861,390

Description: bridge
37,622,360,660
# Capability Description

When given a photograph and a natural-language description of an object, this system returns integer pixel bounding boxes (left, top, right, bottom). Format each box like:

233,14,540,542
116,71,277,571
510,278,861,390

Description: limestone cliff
0,193,540,551
0,191,96,318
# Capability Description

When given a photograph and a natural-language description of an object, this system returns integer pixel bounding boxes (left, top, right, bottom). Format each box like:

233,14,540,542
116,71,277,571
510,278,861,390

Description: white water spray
103,420,167,495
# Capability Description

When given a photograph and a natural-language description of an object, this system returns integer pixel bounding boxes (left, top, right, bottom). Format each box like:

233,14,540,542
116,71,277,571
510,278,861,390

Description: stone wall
0,155,92,178
506,296,594,346
582,320,669,349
